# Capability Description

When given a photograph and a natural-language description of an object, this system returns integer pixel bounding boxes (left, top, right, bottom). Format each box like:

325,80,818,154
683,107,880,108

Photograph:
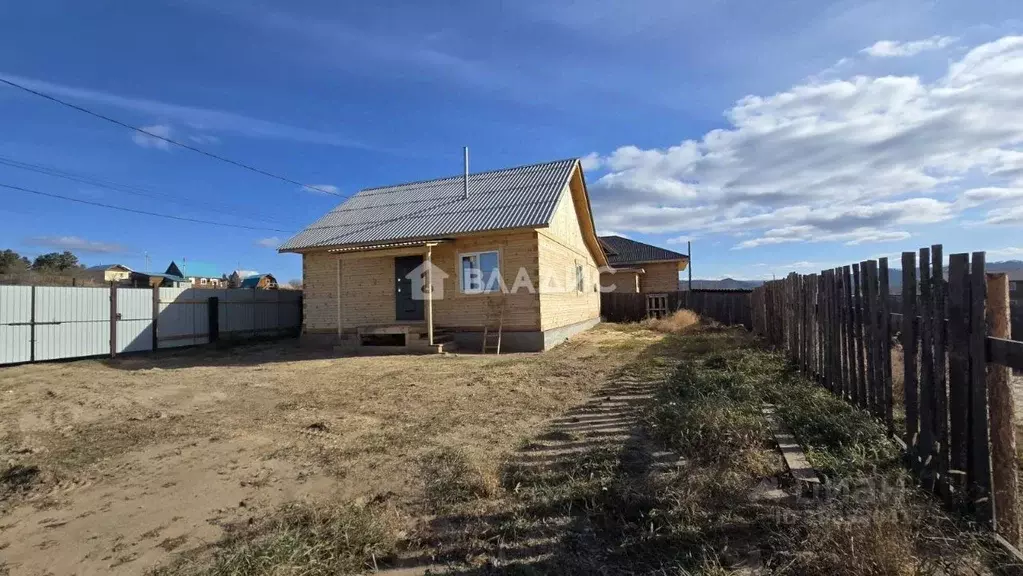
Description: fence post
151,285,159,351
919,247,935,483
208,296,220,343
109,282,117,358
844,266,855,404
987,273,1018,545
968,252,990,520
932,245,949,499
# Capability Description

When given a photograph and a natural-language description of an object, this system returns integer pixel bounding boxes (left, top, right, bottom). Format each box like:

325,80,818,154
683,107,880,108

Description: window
200,277,207,285
460,250,500,293
575,264,584,292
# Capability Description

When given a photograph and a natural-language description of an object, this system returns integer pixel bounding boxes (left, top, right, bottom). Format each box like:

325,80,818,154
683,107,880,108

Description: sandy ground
0,325,662,576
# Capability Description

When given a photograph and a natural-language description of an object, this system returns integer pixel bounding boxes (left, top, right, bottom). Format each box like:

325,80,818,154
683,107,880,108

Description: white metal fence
0,286,302,365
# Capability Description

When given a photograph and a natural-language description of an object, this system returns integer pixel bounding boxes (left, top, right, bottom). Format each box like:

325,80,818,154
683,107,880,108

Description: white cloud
132,124,173,150
861,36,958,58
580,152,603,172
585,36,1023,250
188,133,220,145
306,184,340,195
989,247,1023,259
255,237,281,248
25,235,126,254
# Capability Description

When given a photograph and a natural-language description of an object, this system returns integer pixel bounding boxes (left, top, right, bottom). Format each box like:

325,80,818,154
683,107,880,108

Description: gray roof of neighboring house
85,264,131,272
279,159,580,252
598,235,689,266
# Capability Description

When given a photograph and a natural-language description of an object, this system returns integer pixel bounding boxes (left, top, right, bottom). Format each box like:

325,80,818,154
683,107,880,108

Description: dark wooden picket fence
751,245,1023,549
601,289,753,328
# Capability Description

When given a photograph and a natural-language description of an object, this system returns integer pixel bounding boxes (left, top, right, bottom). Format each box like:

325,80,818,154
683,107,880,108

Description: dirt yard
0,325,665,575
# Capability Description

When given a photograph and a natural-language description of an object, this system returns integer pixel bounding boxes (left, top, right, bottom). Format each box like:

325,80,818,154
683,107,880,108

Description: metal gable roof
598,235,689,266
279,159,579,252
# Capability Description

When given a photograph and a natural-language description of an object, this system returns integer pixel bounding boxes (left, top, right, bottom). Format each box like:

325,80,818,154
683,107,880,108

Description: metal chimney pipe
463,146,469,200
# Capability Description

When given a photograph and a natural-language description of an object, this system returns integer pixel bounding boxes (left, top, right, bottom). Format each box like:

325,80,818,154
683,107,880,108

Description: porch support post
425,245,434,346
336,256,343,340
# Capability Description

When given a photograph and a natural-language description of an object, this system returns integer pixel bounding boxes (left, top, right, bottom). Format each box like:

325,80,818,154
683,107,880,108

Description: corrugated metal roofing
279,159,579,252
598,236,689,266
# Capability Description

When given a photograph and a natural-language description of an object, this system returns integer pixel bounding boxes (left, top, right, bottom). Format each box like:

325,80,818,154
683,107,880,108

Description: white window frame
575,262,584,293
200,277,208,285
458,249,502,294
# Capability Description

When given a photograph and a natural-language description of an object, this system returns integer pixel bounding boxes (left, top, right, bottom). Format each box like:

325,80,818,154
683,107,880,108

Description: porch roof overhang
326,239,450,255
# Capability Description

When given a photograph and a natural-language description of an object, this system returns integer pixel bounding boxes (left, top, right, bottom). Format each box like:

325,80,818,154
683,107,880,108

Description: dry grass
641,309,700,334
0,324,663,575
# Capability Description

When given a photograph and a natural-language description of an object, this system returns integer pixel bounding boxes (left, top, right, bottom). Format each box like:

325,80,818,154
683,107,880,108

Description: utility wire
0,76,345,197
0,182,295,233
0,155,296,227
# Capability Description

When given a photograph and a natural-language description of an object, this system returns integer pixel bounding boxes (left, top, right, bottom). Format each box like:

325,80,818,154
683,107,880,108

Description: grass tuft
157,502,397,576
418,447,495,510
641,309,700,334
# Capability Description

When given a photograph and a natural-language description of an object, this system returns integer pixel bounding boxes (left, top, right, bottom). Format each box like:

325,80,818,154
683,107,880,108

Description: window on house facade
460,251,500,293
200,277,207,285
575,264,584,292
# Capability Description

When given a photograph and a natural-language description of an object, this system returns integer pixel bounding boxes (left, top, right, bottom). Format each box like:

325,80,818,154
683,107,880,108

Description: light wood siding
600,270,640,293
431,231,541,330
301,230,542,332
640,262,681,293
537,185,600,331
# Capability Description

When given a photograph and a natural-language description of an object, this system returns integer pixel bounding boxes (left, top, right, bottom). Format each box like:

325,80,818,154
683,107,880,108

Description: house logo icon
406,261,449,301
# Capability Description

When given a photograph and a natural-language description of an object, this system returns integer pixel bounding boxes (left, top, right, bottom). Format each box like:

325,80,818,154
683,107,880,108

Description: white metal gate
33,287,110,361
0,286,32,364
116,288,153,353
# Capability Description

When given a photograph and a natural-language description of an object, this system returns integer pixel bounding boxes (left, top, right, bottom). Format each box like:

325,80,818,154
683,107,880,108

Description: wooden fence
601,289,753,328
751,245,1023,548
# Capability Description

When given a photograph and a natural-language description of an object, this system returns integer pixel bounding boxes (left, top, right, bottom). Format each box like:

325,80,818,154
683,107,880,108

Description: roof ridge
359,158,578,194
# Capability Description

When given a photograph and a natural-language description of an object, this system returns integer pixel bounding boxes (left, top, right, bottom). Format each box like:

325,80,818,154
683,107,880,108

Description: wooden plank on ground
902,252,919,456
969,252,990,520
988,273,1019,546
762,404,821,487
947,253,970,492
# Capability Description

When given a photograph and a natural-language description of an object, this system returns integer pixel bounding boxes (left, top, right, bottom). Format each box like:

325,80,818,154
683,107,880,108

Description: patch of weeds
646,361,769,464
418,447,494,510
770,374,900,479
1,464,40,497
156,502,397,576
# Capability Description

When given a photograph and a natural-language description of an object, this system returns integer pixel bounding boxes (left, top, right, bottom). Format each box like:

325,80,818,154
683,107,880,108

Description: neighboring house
240,273,278,289
598,236,689,294
1009,271,1023,295
166,261,224,288
128,272,189,288
228,269,260,288
279,158,608,352
84,264,132,284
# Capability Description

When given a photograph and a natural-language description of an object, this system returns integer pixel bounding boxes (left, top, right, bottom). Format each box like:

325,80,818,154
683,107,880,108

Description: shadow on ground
385,337,723,575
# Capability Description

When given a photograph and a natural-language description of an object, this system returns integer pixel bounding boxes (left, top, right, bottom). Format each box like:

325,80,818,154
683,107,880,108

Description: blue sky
2,1,1023,282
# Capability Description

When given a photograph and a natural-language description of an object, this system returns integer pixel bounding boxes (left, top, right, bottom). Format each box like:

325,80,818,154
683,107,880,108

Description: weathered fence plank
853,264,866,409
931,245,949,497
880,257,894,432
947,253,970,491
969,252,990,519
902,252,919,457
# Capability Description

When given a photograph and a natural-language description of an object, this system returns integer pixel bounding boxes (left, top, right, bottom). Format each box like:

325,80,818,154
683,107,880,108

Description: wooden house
240,273,278,290
598,236,689,294
279,158,607,353
84,264,132,284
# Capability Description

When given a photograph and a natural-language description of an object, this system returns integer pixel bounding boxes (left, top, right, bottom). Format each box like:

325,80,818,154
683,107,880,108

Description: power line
0,155,297,227
0,76,345,197
0,182,295,233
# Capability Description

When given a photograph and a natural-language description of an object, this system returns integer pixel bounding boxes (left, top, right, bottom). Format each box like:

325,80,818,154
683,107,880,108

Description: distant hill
681,278,764,290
